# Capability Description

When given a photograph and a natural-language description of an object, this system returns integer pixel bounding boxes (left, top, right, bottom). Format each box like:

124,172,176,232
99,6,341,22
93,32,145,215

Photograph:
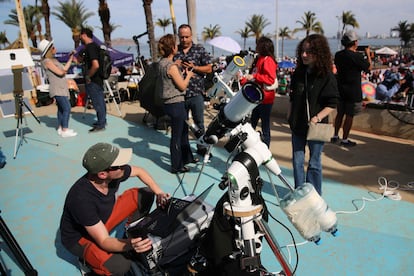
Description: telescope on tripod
132,31,148,75
0,49,58,159
188,79,338,275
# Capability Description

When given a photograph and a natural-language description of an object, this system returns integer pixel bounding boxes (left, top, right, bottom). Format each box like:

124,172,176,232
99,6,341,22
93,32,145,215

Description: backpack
99,45,112,79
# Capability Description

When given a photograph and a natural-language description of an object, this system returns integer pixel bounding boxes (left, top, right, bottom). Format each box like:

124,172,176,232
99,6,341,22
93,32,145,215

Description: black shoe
330,136,339,143
340,140,357,147
89,127,105,133
171,166,190,174
186,158,199,164
92,122,107,127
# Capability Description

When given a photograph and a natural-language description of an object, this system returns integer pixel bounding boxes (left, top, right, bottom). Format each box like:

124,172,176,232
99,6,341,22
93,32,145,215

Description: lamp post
275,0,279,60
336,15,341,51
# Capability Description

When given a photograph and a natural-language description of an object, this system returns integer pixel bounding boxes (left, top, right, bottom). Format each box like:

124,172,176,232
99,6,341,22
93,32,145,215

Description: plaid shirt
174,43,212,98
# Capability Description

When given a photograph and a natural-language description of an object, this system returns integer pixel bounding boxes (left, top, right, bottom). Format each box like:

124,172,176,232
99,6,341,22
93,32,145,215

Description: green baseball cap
82,143,132,173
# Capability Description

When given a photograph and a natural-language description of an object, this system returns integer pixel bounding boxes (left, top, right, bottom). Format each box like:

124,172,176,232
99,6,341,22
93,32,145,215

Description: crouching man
59,142,170,275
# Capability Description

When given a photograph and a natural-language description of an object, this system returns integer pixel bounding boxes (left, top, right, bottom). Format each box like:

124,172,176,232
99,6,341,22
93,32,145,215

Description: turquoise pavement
1,112,413,275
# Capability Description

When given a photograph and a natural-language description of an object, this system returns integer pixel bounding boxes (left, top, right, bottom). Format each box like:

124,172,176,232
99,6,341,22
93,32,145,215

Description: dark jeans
86,82,107,128
163,102,194,171
250,103,273,148
54,95,71,129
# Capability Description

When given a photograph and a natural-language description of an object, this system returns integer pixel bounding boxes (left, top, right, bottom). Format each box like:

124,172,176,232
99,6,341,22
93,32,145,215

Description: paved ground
31,98,414,203
1,97,414,275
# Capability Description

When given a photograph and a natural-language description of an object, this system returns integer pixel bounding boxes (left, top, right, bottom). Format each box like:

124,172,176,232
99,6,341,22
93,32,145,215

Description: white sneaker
61,130,77,138
58,128,75,135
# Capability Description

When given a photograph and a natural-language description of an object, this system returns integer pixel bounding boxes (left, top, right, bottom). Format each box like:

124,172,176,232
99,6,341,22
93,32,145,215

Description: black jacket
289,67,339,136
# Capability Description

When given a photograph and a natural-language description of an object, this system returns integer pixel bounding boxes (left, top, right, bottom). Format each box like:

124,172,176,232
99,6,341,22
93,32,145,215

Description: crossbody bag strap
305,72,311,122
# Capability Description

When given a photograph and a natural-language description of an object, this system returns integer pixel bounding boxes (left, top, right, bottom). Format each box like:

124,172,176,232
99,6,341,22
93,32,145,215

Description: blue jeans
185,94,205,131
291,132,324,195
250,103,273,147
86,82,107,128
54,96,71,129
163,102,194,171
185,94,207,152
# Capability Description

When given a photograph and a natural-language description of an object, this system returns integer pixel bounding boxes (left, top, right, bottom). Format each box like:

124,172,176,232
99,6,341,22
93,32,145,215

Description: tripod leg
256,219,293,276
21,99,40,124
0,214,38,275
13,100,24,159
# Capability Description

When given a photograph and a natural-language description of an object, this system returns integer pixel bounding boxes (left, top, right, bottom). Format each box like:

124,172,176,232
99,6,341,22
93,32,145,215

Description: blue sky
1,0,413,51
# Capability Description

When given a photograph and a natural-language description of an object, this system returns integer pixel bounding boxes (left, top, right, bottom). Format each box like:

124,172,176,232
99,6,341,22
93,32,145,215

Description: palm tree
142,0,157,61
392,20,412,48
236,27,251,50
202,24,221,56
341,10,359,35
52,0,94,48
155,17,172,35
98,0,112,46
0,31,10,49
293,11,324,37
278,26,291,58
4,5,43,47
38,0,52,40
245,14,270,43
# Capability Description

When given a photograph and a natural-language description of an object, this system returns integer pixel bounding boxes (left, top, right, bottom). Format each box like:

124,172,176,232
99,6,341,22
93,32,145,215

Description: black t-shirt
59,165,131,249
83,42,103,86
334,49,370,102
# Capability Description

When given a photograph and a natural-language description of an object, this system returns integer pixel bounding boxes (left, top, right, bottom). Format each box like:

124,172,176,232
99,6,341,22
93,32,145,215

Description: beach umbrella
278,60,296,69
207,36,241,54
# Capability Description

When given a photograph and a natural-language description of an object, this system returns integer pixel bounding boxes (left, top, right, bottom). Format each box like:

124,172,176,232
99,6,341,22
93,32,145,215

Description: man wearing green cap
59,143,170,275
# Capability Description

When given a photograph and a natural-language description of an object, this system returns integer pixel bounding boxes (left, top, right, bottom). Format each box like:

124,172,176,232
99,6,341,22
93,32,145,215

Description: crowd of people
31,24,412,275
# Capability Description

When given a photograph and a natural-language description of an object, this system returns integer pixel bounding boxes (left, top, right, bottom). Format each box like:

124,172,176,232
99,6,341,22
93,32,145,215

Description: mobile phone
357,45,368,52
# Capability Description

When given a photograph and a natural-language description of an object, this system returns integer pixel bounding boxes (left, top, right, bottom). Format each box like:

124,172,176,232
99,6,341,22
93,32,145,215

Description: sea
109,37,401,63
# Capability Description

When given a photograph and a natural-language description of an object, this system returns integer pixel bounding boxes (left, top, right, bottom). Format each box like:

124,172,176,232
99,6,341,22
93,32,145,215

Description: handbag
305,73,333,142
307,122,333,142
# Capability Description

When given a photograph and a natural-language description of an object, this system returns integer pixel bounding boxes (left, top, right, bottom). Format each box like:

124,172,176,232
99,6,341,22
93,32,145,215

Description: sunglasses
106,165,124,171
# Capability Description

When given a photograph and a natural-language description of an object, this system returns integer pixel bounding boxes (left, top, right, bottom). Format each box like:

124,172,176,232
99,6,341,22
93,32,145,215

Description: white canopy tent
375,47,398,55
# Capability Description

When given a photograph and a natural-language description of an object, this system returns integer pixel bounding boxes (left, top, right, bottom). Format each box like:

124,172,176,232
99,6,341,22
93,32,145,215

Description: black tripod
0,210,38,275
11,66,58,159
13,92,41,159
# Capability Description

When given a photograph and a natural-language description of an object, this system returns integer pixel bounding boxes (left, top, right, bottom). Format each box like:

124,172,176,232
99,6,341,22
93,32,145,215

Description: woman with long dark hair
288,34,339,195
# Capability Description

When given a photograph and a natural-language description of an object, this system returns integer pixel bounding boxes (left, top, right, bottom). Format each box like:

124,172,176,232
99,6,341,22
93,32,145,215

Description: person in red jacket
240,36,278,147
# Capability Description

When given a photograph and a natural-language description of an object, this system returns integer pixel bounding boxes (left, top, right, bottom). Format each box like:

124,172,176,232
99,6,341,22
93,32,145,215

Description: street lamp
336,15,341,50
275,0,279,60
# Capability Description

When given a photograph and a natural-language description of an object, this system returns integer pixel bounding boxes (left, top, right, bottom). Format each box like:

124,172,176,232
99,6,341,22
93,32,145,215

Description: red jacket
241,56,278,104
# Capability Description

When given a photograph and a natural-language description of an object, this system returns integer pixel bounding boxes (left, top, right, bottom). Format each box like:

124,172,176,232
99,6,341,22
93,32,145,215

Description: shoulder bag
305,73,333,142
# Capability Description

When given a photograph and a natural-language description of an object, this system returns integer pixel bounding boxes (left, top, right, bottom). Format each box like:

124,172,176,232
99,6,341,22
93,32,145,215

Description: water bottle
281,183,338,244
280,184,322,243
297,183,338,238
318,205,338,237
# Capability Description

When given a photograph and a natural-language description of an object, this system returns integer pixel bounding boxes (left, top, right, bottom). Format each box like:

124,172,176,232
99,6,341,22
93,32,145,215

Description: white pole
275,0,279,60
